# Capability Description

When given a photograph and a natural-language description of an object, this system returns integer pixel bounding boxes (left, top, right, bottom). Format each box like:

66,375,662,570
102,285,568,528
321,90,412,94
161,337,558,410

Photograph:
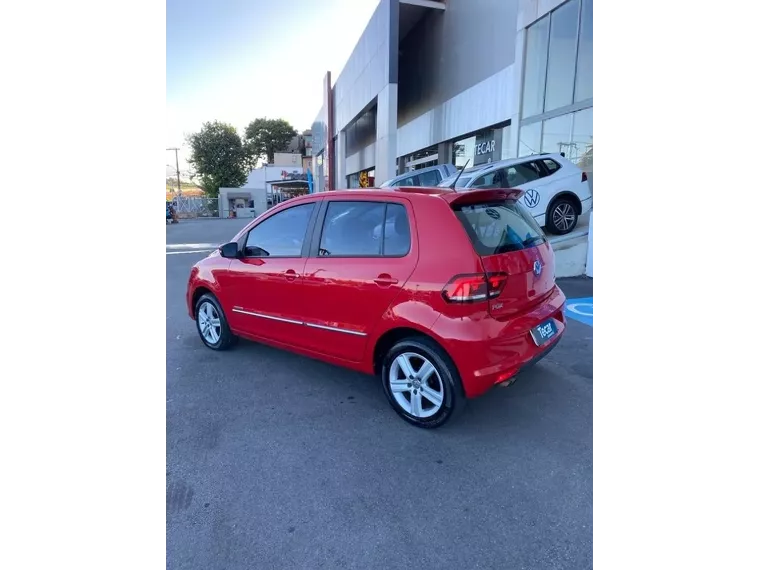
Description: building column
336,130,347,189
375,84,398,185
437,142,452,166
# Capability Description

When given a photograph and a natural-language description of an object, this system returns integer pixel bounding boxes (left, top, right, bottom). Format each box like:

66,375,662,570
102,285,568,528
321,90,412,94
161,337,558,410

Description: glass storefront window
571,108,592,172
453,129,498,167
541,114,573,156
521,107,591,169
518,122,541,157
522,0,591,119
453,135,475,168
574,0,593,103
522,16,549,118
545,0,580,112
405,145,438,171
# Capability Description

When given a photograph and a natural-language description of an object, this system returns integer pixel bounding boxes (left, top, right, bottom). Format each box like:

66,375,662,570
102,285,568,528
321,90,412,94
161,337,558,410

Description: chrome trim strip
232,308,303,326
233,307,367,336
305,322,367,337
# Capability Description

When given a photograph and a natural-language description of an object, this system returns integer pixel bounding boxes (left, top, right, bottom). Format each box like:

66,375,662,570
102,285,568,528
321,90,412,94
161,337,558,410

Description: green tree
244,118,297,165
186,121,250,197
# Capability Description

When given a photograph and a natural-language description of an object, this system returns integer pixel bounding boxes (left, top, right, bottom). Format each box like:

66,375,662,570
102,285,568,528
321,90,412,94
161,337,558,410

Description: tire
381,336,465,429
546,197,579,235
194,293,237,350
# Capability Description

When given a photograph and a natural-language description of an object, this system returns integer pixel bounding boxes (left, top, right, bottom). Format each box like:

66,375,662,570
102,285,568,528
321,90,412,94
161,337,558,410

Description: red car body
187,187,565,403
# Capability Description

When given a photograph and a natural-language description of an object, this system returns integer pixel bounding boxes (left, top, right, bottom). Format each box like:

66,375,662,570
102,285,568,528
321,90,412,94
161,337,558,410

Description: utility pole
167,147,181,196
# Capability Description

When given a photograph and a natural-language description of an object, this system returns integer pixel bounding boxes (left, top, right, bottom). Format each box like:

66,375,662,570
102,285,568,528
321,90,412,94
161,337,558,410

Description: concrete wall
331,0,395,134
396,65,517,158
273,153,301,167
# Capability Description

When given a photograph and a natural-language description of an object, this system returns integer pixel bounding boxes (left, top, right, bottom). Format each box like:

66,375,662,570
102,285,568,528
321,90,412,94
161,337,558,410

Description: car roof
285,185,524,205
462,153,565,175
317,187,455,201
380,163,453,187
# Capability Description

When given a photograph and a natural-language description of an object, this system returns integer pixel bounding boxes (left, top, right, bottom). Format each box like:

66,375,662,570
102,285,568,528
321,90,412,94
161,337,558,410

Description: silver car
380,163,457,188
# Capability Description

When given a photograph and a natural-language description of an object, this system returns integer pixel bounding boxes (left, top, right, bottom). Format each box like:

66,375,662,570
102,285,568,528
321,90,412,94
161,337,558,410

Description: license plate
530,319,558,346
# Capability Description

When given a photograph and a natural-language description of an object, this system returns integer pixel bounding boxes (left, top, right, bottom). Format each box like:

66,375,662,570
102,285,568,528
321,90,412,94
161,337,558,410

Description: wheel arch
371,325,455,377
191,285,216,317
547,191,582,217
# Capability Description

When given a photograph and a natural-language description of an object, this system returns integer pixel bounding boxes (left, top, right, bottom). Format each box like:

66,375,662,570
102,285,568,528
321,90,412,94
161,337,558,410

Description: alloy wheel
388,352,445,418
198,301,221,344
552,202,576,232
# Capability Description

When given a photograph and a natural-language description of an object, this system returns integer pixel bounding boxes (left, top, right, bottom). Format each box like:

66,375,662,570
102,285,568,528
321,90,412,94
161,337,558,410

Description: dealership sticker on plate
530,319,558,346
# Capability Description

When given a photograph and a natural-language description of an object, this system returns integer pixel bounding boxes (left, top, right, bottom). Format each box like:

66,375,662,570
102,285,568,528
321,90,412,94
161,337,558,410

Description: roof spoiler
442,188,525,206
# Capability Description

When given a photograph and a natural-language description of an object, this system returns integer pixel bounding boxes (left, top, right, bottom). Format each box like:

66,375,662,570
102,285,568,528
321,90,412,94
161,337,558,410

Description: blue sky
166,0,380,176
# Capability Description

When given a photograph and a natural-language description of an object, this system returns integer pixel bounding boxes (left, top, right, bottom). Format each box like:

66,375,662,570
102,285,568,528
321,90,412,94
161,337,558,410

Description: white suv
438,153,592,235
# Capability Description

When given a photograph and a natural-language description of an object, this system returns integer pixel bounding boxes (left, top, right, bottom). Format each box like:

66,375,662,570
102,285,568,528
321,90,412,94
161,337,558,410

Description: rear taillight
441,273,507,303
581,172,588,182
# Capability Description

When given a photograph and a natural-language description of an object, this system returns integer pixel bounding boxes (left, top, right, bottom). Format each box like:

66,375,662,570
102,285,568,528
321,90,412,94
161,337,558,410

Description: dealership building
310,0,592,192
308,0,593,276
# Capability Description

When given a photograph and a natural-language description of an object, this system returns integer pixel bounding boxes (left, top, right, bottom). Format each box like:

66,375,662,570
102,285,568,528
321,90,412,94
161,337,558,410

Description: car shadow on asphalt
200,333,591,441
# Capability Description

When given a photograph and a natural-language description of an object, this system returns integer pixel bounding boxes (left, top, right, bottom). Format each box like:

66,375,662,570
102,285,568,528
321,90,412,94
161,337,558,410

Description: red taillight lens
442,273,507,303
581,172,588,182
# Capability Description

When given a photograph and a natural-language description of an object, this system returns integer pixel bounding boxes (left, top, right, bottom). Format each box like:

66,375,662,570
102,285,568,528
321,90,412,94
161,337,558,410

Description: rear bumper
581,196,592,215
433,286,566,398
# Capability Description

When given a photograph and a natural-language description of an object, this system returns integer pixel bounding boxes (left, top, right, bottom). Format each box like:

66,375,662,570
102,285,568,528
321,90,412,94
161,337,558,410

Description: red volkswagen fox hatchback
186,186,566,428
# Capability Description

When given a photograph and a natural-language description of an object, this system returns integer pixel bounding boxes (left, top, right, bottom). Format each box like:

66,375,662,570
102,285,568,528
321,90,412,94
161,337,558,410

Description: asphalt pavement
166,218,593,570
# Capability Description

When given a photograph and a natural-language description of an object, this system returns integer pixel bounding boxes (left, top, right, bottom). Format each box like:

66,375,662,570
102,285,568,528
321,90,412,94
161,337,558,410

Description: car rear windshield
452,199,546,255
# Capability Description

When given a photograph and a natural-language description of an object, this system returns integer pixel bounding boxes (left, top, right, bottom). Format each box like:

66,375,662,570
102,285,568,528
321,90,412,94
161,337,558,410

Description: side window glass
417,170,440,186
471,169,507,189
408,175,420,186
383,204,411,256
506,162,542,186
244,202,314,257
319,202,385,256
542,159,561,176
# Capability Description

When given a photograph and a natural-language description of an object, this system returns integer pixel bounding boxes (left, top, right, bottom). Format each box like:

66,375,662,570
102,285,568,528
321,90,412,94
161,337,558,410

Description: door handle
374,274,398,286
284,269,300,281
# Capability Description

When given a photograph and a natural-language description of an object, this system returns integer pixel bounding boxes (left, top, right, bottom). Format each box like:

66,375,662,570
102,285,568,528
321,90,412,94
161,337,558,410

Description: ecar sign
475,140,495,155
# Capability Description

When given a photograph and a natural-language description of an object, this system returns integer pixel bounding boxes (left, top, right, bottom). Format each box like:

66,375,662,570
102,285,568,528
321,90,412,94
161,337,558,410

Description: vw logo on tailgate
524,189,540,208
533,260,542,276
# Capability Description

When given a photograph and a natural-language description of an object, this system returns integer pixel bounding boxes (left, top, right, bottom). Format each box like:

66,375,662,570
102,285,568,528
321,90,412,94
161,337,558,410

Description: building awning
268,179,310,188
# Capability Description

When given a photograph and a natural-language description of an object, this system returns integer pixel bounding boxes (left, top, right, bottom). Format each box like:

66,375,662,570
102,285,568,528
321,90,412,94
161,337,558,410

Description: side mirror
219,242,239,258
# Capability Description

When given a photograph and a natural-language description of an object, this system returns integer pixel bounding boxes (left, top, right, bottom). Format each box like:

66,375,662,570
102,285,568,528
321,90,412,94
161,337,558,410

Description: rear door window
505,162,542,187
416,169,441,186
541,158,561,176
319,201,411,257
392,174,419,186
452,200,546,255
471,168,508,189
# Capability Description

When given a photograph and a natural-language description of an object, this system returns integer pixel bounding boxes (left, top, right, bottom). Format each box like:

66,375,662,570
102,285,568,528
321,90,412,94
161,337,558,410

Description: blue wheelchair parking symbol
565,297,592,327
